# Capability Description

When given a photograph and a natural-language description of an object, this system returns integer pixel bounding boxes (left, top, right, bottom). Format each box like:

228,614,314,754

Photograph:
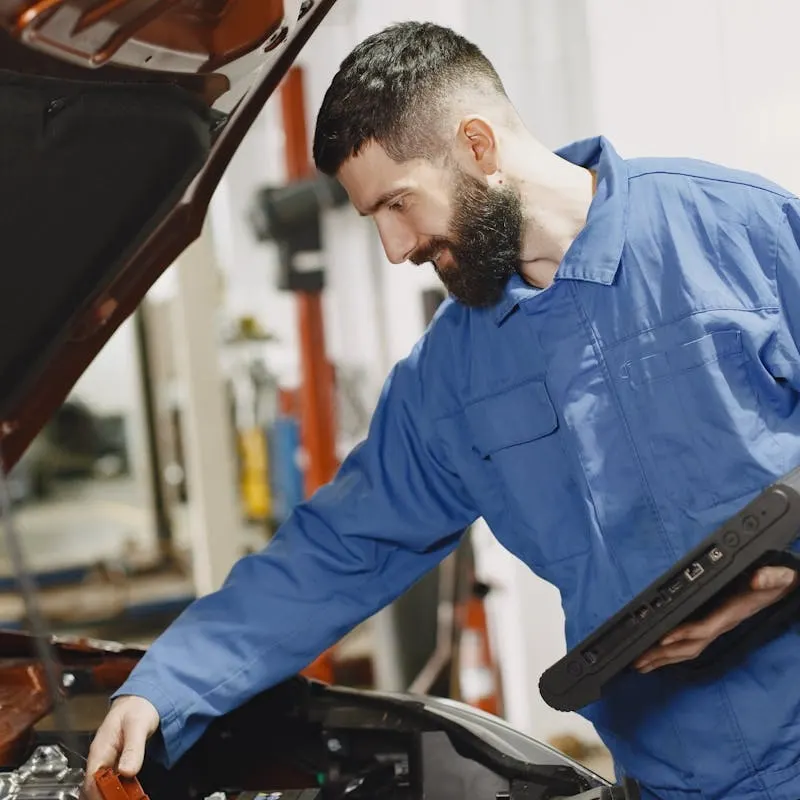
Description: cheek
408,203,449,236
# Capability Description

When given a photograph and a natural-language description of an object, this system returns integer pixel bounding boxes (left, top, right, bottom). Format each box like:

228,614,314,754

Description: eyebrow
358,188,406,217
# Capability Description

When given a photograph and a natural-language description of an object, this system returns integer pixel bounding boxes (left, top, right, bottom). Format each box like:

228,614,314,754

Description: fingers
636,638,710,673
662,594,760,644
751,565,798,592
633,625,720,673
634,567,799,674
86,712,122,779
81,777,105,800
117,714,152,776
83,696,159,797
84,716,122,800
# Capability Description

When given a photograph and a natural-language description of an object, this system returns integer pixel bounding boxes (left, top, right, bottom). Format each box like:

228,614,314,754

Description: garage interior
0,1,799,798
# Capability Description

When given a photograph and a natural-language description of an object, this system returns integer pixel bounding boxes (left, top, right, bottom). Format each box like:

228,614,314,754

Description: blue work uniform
115,137,800,800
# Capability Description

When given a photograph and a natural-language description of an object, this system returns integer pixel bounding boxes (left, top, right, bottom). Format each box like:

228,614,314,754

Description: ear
455,116,499,176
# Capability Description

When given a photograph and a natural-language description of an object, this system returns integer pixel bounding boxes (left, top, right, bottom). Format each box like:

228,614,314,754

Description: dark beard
412,169,523,308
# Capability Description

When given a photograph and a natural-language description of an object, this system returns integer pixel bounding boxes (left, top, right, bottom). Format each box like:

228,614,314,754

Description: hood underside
0,0,336,469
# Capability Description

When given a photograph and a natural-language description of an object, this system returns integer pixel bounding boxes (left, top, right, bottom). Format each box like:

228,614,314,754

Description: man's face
338,141,523,308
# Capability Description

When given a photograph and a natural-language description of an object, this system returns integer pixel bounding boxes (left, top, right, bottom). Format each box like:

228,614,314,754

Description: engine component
204,794,320,799
94,767,150,800
236,793,320,799
0,745,83,800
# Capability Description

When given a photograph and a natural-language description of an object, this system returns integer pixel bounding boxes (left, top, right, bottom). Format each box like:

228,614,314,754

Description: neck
505,137,595,288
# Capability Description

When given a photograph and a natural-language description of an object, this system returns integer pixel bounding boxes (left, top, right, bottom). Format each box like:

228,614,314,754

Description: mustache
410,237,452,267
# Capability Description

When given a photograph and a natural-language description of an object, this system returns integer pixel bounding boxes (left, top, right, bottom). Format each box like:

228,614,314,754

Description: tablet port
709,547,724,563
666,577,685,595
684,562,704,582
634,604,651,621
583,649,598,665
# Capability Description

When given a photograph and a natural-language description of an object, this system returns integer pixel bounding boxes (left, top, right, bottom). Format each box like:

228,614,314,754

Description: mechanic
86,22,800,800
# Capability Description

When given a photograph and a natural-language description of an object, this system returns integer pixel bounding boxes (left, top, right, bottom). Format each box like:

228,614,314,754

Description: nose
376,217,418,265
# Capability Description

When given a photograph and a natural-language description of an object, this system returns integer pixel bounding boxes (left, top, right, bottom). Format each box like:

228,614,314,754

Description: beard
411,168,524,308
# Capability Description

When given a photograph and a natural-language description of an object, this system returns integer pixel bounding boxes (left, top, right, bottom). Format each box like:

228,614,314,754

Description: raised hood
0,0,336,470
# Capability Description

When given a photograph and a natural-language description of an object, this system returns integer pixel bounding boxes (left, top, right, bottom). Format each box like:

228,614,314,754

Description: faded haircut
312,21,507,176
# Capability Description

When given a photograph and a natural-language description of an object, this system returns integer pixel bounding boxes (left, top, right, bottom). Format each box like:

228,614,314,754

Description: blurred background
3,0,799,780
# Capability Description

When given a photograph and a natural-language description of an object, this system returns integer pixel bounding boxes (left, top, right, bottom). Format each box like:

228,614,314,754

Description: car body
0,3,639,797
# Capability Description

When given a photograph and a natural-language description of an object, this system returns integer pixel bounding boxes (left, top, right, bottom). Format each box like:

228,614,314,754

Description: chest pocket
622,328,782,511
460,377,590,567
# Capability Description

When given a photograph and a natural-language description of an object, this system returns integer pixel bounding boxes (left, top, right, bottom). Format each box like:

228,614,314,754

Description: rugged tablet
540,467,800,712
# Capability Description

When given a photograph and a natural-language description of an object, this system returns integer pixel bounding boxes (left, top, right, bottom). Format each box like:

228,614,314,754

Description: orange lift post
279,65,339,684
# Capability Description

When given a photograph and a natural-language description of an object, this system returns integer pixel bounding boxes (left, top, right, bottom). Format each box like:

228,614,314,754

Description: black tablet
539,467,800,712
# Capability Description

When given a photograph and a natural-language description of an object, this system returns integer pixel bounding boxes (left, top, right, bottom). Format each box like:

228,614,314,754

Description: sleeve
111,344,478,767
768,197,800,385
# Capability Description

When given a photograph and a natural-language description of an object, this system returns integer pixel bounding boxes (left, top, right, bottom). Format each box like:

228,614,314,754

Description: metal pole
133,307,174,564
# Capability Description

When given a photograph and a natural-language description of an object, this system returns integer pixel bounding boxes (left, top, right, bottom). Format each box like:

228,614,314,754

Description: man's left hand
634,566,798,674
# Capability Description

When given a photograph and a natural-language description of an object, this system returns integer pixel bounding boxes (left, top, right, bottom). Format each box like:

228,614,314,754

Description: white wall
71,318,139,415
584,0,800,193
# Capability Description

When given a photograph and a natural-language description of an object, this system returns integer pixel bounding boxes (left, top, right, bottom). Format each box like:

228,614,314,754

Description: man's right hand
83,695,159,798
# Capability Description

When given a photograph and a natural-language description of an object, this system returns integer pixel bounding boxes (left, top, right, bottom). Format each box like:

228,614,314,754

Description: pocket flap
626,329,743,385
464,378,558,457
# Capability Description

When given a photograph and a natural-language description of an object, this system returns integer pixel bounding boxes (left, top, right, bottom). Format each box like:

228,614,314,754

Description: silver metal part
0,745,84,800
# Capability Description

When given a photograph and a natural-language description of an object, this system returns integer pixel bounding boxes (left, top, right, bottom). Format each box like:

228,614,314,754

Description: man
86,22,800,800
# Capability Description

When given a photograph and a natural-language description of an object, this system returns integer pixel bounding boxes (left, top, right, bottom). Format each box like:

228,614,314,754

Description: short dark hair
312,21,506,176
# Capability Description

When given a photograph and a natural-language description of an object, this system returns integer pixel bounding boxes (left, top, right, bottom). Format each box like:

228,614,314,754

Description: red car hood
0,0,336,469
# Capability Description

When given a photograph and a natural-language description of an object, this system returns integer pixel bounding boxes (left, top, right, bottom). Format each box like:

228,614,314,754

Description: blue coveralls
115,137,800,799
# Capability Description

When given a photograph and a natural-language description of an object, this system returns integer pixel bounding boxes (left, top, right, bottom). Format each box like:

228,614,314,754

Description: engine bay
0,631,639,800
